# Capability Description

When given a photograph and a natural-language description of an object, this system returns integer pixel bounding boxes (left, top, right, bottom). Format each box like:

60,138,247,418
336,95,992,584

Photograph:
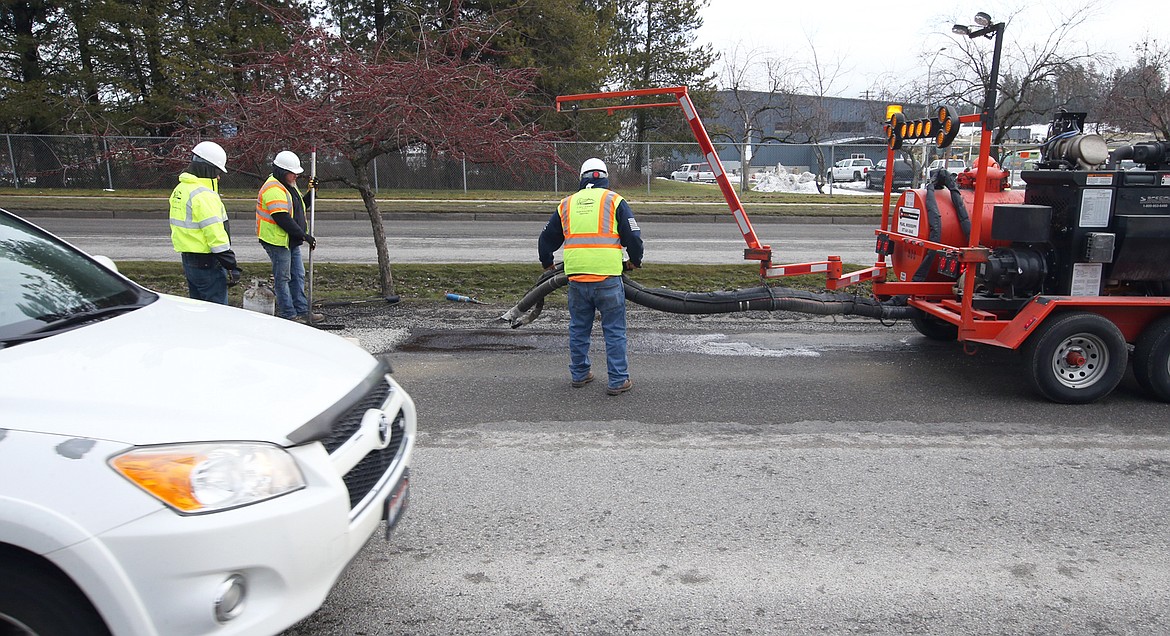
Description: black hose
498,266,918,328
913,172,969,282
622,277,916,319
1105,145,1135,169
496,268,566,328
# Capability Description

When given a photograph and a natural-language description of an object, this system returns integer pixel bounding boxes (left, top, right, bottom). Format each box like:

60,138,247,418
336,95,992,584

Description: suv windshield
0,211,156,344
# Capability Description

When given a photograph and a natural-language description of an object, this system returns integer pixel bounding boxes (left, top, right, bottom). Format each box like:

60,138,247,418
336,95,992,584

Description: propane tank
242,279,276,315
890,186,1025,282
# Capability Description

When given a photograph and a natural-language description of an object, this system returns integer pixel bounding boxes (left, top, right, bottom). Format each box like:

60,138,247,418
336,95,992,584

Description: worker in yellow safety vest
169,141,240,304
256,150,321,322
538,158,644,395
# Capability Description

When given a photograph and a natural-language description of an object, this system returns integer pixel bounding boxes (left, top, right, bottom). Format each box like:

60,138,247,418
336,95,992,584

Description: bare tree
1100,39,1170,140
932,3,1099,146
712,43,799,191
792,36,846,193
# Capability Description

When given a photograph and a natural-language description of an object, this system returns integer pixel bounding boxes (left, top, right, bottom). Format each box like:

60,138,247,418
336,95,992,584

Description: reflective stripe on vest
256,176,295,248
560,188,624,277
169,174,230,254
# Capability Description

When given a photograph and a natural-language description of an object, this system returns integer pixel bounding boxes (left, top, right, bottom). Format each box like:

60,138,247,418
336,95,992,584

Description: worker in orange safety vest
538,158,643,395
255,150,321,323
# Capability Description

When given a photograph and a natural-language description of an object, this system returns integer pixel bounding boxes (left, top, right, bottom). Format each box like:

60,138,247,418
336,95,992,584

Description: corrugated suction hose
498,265,918,329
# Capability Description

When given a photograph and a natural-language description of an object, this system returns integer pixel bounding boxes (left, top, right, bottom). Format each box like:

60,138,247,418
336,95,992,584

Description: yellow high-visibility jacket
169,173,231,254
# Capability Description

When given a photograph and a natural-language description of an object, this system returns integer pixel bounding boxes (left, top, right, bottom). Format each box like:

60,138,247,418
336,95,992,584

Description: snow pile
751,165,820,193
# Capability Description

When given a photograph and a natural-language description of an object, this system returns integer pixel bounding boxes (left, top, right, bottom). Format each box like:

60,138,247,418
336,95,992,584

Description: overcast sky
696,0,1168,98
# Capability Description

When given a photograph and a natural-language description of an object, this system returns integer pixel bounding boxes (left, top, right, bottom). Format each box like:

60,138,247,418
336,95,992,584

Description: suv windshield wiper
0,303,145,348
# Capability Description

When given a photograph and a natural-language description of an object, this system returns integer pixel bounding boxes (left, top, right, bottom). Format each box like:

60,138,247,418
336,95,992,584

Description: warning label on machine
1079,189,1113,227
1070,262,1103,296
897,207,920,236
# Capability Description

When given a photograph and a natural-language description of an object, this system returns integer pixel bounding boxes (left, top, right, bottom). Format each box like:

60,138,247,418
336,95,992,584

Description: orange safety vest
558,187,624,281
255,176,301,248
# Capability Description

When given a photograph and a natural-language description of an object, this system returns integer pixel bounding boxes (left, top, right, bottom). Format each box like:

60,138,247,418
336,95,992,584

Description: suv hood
0,295,377,446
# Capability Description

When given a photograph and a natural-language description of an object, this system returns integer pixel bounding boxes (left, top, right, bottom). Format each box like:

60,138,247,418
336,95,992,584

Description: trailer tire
1023,312,1127,404
911,315,959,341
1133,316,1170,402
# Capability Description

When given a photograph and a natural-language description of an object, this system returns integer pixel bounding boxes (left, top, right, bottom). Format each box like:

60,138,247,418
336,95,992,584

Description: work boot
297,312,325,323
606,378,633,396
571,371,593,388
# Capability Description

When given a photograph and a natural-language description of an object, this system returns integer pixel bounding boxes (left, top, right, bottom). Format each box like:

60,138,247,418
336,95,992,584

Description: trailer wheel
911,315,958,341
1133,316,1170,402
1023,312,1127,404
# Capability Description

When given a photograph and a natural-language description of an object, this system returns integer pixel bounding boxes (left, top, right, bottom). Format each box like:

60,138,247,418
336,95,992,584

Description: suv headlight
110,442,306,514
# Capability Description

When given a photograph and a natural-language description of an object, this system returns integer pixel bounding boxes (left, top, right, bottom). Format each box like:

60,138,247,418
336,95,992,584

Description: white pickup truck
671,162,716,182
825,157,874,182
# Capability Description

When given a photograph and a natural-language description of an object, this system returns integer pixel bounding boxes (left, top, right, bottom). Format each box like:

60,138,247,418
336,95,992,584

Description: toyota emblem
377,413,392,448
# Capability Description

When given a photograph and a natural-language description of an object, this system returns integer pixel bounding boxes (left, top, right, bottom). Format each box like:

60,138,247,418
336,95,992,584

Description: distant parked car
826,157,873,182
671,162,715,182
925,158,968,181
866,158,914,190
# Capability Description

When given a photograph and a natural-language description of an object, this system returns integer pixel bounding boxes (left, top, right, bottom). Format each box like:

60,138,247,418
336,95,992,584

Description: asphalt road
277,305,1170,635
28,217,882,266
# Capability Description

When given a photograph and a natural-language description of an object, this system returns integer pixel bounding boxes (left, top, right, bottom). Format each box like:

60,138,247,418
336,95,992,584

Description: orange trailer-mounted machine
553,81,1170,405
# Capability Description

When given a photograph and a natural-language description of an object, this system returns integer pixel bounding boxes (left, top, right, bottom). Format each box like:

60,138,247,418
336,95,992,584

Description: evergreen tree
0,0,69,134
609,0,717,174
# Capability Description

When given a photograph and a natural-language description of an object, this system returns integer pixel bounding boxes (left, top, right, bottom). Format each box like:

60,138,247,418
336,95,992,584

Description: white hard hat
192,141,227,173
273,150,304,174
580,158,607,177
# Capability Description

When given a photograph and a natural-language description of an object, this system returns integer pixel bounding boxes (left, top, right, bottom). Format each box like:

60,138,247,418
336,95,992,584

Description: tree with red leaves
195,15,562,296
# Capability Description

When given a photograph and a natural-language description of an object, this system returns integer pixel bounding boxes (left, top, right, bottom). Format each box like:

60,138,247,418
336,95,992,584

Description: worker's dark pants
567,277,629,388
261,241,307,319
181,253,228,305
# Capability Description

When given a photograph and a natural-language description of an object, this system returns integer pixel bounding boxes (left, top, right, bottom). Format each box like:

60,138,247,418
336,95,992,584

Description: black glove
307,176,319,190
304,234,317,249
227,268,242,287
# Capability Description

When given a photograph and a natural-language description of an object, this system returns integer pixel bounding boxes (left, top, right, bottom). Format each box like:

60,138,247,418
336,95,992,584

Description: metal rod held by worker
308,149,316,317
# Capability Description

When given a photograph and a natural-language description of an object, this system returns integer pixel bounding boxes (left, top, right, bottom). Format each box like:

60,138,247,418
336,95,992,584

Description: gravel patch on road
319,299,918,355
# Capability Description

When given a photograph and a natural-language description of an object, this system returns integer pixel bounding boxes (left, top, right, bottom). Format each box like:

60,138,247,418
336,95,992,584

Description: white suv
670,162,716,182
0,209,416,636
826,157,874,182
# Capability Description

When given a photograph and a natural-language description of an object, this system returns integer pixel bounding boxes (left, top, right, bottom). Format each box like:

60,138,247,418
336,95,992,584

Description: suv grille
321,377,391,454
314,375,408,511
343,412,406,510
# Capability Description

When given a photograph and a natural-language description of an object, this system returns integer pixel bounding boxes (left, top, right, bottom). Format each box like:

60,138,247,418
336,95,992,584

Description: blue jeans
181,253,228,305
568,277,629,388
261,241,307,319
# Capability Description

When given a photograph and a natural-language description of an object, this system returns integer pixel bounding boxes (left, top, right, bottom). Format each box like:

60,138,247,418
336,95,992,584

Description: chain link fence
0,133,1044,194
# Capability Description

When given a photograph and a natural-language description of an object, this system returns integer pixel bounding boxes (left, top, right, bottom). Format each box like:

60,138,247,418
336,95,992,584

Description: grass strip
115,261,874,307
